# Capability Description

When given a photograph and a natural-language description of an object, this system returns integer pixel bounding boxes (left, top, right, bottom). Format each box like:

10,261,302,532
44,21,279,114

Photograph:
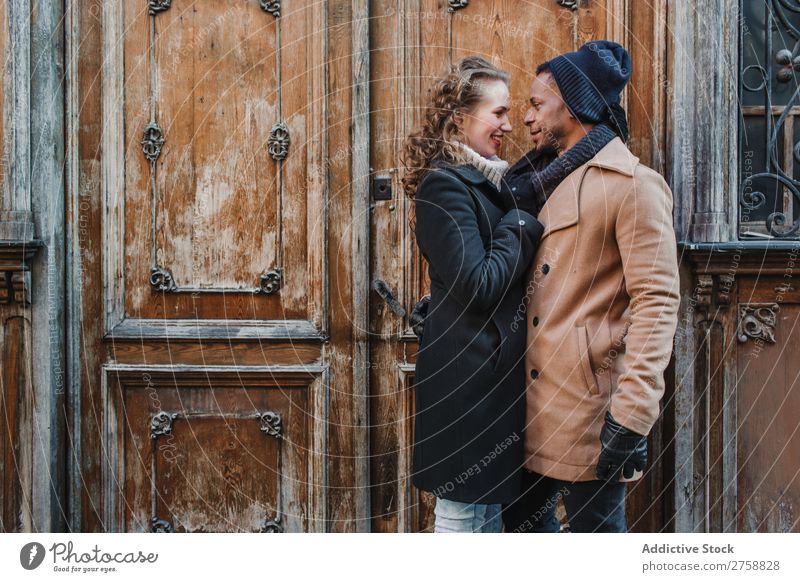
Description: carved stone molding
690,273,732,319
9,272,31,306
268,122,291,161
0,241,41,305
260,1,281,17
737,303,779,344
0,211,35,241
681,241,800,276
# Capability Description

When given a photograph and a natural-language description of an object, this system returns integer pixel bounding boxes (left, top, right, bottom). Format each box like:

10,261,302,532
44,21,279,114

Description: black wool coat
411,162,544,504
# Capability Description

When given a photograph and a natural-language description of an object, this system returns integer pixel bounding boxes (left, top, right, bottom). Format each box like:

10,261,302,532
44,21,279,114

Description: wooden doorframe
0,0,67,532
668,0,741,532
351,0,372,532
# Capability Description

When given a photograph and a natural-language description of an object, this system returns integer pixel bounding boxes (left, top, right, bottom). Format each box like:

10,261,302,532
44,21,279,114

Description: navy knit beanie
541,40,632,125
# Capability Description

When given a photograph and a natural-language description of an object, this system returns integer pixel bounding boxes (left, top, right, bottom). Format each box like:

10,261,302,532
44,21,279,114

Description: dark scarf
506,121,619,215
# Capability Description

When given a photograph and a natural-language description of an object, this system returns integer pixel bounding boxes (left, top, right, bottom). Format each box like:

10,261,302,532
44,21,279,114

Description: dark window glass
739,0,800,238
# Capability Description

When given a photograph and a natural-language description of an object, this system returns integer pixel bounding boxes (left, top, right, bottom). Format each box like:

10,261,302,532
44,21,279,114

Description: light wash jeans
433,498,503,533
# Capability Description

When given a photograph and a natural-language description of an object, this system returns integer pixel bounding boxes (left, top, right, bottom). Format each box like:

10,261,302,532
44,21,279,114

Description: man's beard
531,125,566,158
533,141,559,157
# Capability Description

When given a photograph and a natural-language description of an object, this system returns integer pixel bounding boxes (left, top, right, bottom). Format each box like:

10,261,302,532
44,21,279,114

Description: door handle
372,279,429,339
372,279,407,318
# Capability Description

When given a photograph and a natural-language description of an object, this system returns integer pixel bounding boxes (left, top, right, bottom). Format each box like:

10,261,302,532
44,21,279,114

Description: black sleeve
499,171,546,216
414,170,544,311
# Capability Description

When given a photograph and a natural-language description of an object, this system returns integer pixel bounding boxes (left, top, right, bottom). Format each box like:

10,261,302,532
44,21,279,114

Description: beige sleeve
609,169,681,436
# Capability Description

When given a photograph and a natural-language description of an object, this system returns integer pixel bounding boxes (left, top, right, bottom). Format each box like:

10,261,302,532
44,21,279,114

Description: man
500,41,680,533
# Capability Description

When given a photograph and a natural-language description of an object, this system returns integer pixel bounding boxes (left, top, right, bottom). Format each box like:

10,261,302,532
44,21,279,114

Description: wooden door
69,0,370,532
367,0,670,532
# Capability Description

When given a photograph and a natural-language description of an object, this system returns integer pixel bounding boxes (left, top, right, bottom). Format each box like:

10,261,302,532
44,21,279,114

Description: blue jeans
433,498,503,533
501,470,627,533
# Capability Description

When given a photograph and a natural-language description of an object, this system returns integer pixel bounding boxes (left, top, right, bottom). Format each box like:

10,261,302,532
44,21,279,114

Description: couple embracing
403,41,680,533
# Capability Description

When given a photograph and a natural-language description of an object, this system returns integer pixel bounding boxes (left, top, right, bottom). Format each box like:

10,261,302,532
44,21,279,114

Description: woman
402,56,544,533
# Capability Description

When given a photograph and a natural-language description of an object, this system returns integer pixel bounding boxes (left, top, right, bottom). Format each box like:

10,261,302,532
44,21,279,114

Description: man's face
523,72,573,154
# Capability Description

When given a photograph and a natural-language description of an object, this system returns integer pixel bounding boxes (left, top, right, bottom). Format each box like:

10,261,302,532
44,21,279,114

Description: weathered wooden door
367,0,670,532
70,0,371,532
67,0,668,533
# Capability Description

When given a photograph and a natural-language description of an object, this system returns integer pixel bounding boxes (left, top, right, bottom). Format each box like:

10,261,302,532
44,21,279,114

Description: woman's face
458,79,512,158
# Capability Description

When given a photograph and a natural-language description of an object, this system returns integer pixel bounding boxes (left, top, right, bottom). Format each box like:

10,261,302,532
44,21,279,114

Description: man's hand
596,411,648,481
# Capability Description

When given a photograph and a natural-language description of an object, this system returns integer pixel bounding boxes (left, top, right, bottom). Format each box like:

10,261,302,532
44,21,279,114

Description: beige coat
522,137,680,482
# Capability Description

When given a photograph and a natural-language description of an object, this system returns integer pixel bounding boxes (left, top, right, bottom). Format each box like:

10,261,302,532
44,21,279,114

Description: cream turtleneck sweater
456,142,509,190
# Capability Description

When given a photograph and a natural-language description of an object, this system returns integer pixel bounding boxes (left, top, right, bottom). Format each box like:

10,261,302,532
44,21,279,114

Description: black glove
596,411,648,481
409,296,430,340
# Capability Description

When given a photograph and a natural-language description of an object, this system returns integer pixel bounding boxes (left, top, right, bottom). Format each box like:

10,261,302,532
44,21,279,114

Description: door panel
736,279,800,532
123,1,280,300
110,367,325,533
119,1,322,320
71,0,361,533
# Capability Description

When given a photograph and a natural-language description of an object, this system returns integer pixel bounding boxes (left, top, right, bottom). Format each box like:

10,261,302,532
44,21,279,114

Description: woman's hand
498,175,544,216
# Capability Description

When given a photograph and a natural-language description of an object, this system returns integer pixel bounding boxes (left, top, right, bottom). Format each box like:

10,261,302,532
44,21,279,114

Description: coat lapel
538,166,584,239
445,164,510,210
444,164,488,186
538,137,639,239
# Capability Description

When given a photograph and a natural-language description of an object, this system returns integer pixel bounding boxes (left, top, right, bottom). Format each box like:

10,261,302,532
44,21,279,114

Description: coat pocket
576,325,599,396
489,317,509,373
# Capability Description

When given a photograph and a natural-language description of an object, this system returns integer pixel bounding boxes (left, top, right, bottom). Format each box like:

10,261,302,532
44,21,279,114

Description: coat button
542,263,550,274
518,220,526,226
532,316,539,327
530,369,540,380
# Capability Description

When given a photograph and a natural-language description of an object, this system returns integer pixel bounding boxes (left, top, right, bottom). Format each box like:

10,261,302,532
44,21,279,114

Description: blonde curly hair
401,56,510,207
